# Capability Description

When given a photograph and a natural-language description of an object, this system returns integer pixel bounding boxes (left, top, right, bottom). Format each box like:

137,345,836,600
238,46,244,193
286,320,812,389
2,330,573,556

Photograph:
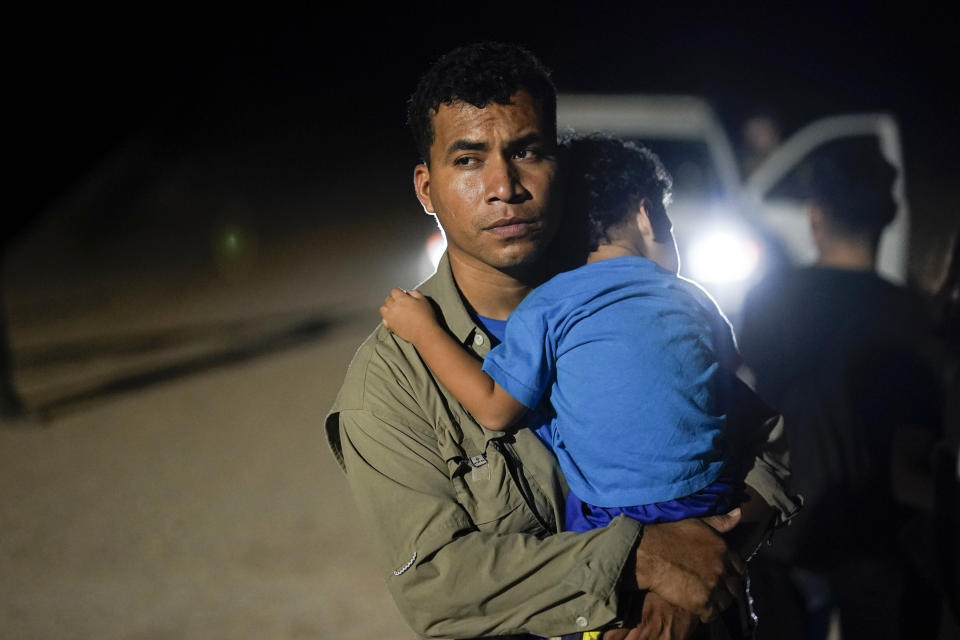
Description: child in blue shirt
380,135,753,532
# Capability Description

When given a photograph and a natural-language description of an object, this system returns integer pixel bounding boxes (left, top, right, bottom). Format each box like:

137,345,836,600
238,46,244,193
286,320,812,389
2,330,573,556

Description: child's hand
380,288,439,345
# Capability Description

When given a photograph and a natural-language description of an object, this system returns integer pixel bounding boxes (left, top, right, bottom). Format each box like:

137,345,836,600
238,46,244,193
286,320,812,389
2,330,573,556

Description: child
380,135,754,533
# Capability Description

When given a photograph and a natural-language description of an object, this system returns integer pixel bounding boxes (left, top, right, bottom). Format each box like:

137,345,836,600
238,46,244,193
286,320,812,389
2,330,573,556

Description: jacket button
576,616,588,628
473,333,484,346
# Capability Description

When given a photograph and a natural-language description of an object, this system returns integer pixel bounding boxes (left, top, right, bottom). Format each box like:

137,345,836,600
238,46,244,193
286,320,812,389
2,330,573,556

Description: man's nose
485,156,530,204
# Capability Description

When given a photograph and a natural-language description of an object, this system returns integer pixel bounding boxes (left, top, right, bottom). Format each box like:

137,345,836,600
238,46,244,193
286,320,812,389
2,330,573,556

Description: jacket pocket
448,443,539,531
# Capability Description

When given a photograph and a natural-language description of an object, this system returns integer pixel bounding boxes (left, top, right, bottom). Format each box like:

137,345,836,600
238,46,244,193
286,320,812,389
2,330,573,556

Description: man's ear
413,164,435,214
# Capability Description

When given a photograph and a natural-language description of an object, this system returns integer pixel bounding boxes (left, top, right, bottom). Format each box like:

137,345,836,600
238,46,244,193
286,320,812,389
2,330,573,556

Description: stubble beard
485,230,553,283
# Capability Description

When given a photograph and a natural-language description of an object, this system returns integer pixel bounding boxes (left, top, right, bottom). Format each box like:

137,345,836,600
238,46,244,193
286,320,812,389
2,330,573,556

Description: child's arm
380,288,528,431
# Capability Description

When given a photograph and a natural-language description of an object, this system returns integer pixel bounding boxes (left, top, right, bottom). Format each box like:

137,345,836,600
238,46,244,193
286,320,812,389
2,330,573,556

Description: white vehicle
556,94,909,325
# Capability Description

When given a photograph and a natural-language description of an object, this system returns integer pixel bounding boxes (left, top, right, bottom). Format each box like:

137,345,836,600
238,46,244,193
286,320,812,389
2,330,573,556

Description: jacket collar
418,252,487,349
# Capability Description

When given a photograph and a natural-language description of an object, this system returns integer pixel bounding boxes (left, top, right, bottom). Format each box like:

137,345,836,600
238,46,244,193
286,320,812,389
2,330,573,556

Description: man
326,42,799,639
740,141,942,639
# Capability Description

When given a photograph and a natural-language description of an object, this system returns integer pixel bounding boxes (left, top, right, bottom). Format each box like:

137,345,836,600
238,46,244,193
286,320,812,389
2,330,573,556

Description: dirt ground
0,148,432,639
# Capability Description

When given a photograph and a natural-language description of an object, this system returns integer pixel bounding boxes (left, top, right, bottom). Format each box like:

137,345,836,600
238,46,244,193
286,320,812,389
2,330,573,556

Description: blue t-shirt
481,256,737,508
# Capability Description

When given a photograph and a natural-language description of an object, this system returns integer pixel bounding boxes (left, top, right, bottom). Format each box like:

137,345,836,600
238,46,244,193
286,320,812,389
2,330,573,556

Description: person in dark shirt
739,141,943,640
933,232,960,629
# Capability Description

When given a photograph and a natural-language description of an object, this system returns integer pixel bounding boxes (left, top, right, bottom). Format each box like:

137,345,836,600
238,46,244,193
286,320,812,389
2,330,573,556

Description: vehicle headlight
686,228,761,284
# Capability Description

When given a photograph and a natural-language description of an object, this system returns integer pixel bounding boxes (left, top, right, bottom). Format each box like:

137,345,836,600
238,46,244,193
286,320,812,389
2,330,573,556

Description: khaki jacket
326,254,799,639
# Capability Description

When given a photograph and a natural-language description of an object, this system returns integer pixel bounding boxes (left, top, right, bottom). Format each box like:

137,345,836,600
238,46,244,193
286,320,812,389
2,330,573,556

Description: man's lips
483,218,540,238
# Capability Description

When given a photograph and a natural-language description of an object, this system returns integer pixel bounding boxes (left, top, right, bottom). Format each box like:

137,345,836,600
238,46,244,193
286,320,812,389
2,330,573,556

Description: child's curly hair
563,134,673,252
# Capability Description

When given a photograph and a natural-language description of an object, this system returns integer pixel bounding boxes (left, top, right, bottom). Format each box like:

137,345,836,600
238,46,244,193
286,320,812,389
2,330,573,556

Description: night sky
8,3,958,279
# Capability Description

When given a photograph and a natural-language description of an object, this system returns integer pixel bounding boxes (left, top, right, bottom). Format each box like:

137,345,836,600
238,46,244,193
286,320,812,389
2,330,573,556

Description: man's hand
602,592,699,640
722,487,777,561
380,288,439,345
632,509,744,623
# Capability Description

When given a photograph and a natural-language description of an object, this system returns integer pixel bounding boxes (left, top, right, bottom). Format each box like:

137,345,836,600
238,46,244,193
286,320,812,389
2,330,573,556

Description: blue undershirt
475,314,507,343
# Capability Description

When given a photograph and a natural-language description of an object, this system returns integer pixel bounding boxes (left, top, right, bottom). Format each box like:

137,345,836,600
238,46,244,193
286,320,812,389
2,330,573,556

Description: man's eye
512,148,538,160
454,156,479,166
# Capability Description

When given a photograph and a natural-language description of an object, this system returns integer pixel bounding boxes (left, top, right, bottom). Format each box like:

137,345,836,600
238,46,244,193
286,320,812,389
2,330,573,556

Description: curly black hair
562,134,673,252
810,140,898,240
407,42,556,164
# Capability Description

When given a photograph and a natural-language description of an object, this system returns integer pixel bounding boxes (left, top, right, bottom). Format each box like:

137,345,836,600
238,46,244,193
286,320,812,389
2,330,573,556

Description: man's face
414,90,559,274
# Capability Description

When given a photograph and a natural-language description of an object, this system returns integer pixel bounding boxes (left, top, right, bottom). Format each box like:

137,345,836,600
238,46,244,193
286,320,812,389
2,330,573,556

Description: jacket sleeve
744,415,800,526
725,372,802,526
335,406,642,639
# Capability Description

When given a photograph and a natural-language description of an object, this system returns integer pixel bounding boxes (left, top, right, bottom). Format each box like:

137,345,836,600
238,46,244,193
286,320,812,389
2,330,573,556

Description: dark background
8,3,958,286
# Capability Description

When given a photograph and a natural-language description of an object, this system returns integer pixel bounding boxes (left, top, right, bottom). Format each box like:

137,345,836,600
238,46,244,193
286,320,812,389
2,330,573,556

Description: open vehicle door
743,113,909,284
